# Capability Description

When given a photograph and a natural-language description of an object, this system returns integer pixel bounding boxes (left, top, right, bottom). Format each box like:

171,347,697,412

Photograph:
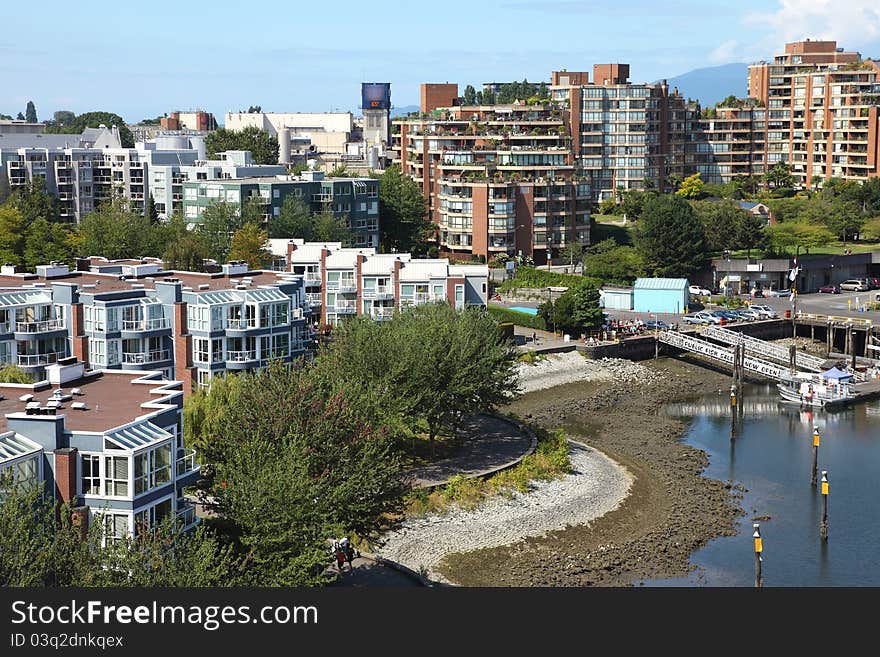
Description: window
197,369,211,390
193,338,209,363
104,456,129,496
103,513,129,544
187,305,209,332
211,338,223,363
272,302,289,326
82,454,101,495
89,338,106,366
135,499,172,536
134,444,172,495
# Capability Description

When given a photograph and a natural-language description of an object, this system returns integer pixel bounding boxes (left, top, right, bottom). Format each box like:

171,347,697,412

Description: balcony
18,352,62,367
326,281,357,293
371,307,395,321
15,319,64,334
176,449,199,478
362,286,394,300
175,503,198,530
303,272,322,284
305,293,322,306
331,300,357,313
227,350,257,363
121,317,169,332
122,349,170,364
226,318,258,330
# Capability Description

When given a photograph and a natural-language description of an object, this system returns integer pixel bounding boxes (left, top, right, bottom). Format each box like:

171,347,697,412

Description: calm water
643,384,880,586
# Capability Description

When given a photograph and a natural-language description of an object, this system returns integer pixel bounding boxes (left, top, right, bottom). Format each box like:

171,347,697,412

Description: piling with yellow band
752,523,763,588
811,426,820,487
820,471,829,541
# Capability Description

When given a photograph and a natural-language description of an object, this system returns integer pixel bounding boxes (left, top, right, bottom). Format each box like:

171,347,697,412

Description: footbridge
658,330,787,380
701,326,825,372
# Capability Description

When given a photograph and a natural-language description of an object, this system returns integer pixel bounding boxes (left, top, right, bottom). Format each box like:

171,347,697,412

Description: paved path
403,414,533,488
328,557,420,587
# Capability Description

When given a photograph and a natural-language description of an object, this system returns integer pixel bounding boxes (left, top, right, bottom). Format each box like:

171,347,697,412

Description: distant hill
658,63,750,107
390,104,419,118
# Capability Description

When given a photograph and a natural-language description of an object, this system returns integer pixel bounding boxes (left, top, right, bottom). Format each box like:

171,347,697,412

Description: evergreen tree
25,100,37,123
634,194,708,277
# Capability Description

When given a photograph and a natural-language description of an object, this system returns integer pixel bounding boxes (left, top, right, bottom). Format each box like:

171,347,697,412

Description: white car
749,304,778,319
689,285,712,296
765,288,792,297
683,311,721,325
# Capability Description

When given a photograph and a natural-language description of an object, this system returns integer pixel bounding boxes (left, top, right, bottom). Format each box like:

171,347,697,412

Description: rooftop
0,371,180,434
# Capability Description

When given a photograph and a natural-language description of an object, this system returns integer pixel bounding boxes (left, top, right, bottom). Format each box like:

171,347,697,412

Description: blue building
633,278,689,314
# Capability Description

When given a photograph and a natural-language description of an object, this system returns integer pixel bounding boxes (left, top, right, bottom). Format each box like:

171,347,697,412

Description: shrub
487,306,547,331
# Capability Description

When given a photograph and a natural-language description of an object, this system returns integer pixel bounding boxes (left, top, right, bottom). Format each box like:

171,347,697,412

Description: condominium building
160,110,218,132
550,64,696,199
391,89,588,264
182,171,380,248
224,111,354,160
747,39,880,185
0,259,310,394
690,104,770,184
0,361,200,543
284,240,488,326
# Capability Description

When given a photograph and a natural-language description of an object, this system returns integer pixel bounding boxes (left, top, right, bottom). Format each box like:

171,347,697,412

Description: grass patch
497,266,600,294
517,351,546,366
591,220,634,246
403,426,572,516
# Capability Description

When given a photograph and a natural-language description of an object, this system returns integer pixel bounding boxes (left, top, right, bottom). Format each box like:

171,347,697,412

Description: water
508,306,539,316
643,384,880,586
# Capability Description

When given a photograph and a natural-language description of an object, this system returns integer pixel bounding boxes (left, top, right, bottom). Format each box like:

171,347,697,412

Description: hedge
497,266,600,293
488,306,547,330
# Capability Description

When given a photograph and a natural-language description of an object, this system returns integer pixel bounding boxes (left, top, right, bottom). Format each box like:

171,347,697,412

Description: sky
2,0,879,125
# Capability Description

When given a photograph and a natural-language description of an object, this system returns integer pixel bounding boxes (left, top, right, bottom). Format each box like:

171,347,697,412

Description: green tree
311,210,351,243
161,214,208,271
598,197,618,215
205,127,279,165
738,211,766,258
675,172,705,199
666,173,684,193
581,239,645,284
621,189,651,221
862,217,880,240
764,161,795,190
269,195,312,239
23,218,76,270
462,85,477,105
692,199,750,252
78,197,162,259
634,194,708,277
196,201,246,263
374,165,431,253
559,242,584,272
0,205,29,267
190,362,406,586
52,110,76,126
570,282,603,331
145,193,158,222
0,364,31,383
229,222,271,269
25,101,37,123
8,178,59,224
44,111,135,147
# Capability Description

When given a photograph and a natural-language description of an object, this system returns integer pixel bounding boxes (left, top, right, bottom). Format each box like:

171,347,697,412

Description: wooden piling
820,471,829,541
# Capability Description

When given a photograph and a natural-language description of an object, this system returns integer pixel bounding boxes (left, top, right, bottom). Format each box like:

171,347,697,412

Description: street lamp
547,286,557,336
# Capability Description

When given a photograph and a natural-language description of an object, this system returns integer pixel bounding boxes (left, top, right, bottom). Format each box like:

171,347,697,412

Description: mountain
390,104,419,118
658,63,750,107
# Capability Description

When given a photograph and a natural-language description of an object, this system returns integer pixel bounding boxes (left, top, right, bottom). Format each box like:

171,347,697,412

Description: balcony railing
18,352,62,367
15,319,64,333
330,300,357,313
305,293,323,306
121,349,170,364
362,286,393,299
176,504,197,529
176,449,199,477
227,350,257,362
371,307,395,320
326,281,356,292
226,318,258,330
304,272,322,284
122,318,169,331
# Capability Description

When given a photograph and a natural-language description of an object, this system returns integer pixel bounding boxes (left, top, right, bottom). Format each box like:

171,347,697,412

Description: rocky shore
438,356,744,586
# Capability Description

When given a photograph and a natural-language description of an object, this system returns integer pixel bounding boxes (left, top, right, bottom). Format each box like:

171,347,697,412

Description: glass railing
175,449,198,477
227,350,257,362
121,318,169,331
176,504,197,529
226,318,258,329
121,349,170,364
15,319,64,333
17,352,63,366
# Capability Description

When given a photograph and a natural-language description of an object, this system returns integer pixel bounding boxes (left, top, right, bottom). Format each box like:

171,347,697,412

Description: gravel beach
376,440,633,583
515,351,658,394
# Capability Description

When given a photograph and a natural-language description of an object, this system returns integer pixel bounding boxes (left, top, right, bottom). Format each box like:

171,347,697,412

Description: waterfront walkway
403,414,535,488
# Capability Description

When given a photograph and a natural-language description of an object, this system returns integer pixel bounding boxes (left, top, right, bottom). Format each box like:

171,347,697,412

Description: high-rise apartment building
392,87,588,264
747,39,880,185
689,104,769,184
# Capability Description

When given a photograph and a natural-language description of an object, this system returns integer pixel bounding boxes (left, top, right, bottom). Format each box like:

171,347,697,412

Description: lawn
591,218,634,246
727,241,880,259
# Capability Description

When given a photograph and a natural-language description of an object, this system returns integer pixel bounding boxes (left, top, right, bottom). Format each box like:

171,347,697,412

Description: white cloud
709,39,741,64
744,0,880,57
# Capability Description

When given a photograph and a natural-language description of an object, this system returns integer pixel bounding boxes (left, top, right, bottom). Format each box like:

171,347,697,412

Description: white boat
777,371,855,409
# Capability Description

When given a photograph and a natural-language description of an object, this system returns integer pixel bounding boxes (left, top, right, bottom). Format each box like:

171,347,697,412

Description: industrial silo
278,127,291,164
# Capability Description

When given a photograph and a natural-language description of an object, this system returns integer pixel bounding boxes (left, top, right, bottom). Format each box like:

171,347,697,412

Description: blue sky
2,0,879,124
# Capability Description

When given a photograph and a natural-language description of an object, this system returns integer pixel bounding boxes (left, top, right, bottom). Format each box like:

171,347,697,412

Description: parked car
749,304,778,319
866,276,880,290
710,310,739,323
766,288,792,297
644,319,670,330
818,284,840,294
689,284,712,296
840,279,870,292
734,309,761,321
683,311,721,325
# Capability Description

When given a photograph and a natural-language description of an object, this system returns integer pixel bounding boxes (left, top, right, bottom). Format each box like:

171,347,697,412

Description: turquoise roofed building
633,278,689,314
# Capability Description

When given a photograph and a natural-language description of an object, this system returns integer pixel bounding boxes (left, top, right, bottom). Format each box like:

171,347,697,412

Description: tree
16,112,24,121
692,199,750,252
538,280,603,336
582,239,645,284
188,362,406,585
23,218,76,270
675,172,705,199
229,222,271,269
44,111,135,147
462,85,477,105
196,201,247,263
145,193,158,222
765,161,795,190
621,189,651,220
598,197,618,215
559,242,584,272
162,214,208,271
25,101,37,123
0,205,29,267
738,211,766,258
666,173,683,193
327,164,349,178
311,210,351,243
7,177,58,224
862,217,880,241
316,304,519,454
570,282,603,331
0,365,31,384
52,110,76,126
634,194,708,277
205,127,279,165
78,197,162,259
269,195,312,239
810,175,824,193
374,165,431,253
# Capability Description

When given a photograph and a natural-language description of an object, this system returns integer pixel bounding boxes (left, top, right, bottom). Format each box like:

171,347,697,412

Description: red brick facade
53,447,78,503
